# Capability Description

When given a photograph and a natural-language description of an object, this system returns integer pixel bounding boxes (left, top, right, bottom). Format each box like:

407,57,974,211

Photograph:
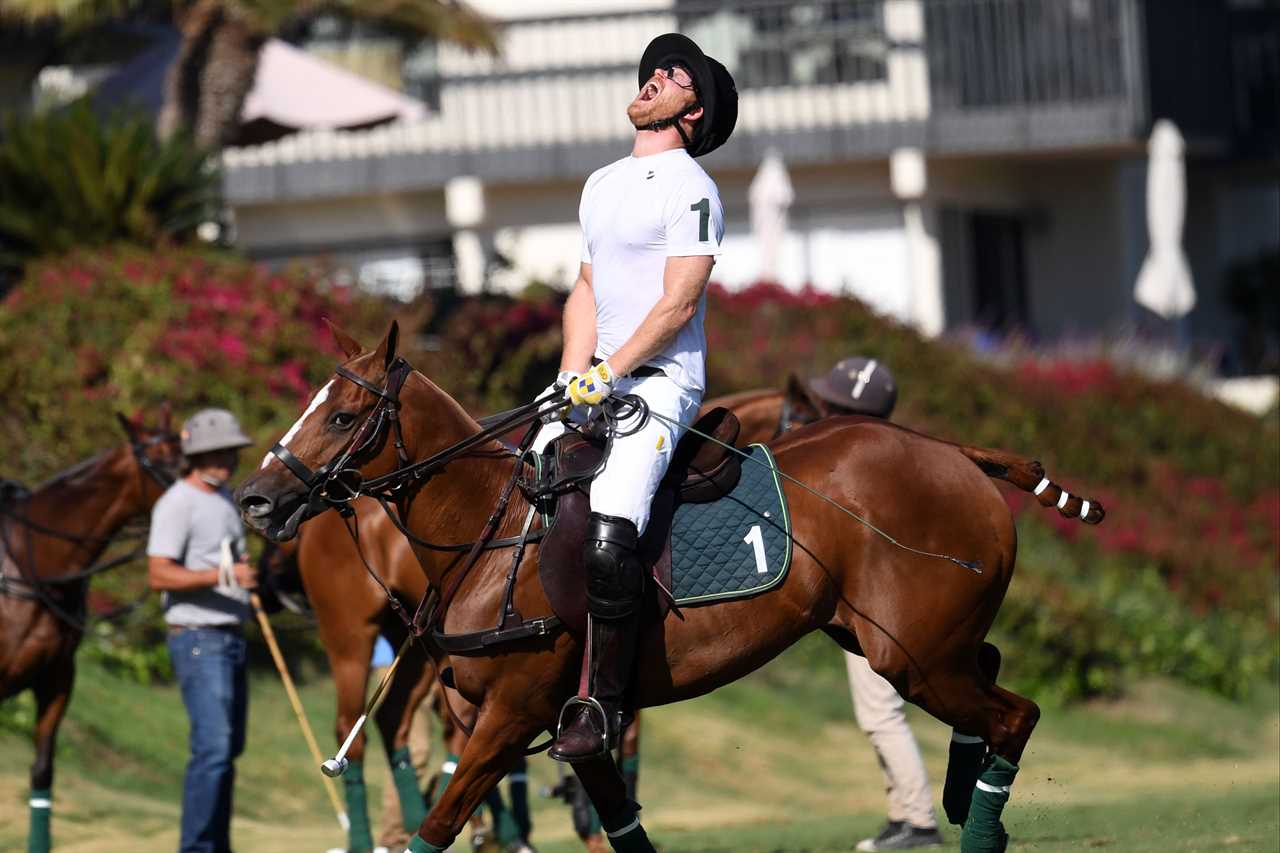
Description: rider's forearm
148,556,217,592
561,275,597,374
606,296,696,378
606,255,713,378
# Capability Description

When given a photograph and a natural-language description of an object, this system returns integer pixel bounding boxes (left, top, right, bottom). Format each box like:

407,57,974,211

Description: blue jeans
168,627,248,853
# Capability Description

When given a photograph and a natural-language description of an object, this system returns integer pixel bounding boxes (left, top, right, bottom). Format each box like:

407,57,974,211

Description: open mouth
639,78,662,102
243,493,311,542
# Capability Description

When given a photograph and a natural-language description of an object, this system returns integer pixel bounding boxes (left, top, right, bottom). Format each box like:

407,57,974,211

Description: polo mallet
321,634,412,777
221,539,350,831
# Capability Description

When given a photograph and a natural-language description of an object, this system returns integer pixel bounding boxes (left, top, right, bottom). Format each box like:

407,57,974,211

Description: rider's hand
537,371,580,422
232,561,258,590
566,362,615,408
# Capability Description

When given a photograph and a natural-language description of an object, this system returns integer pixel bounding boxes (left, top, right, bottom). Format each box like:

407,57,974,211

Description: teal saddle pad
669,444,792,605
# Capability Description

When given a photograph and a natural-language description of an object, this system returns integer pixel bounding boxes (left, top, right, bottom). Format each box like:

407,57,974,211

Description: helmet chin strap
644,105,697,148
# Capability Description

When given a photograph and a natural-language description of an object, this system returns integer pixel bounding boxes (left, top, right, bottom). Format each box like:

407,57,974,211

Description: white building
222,0,1279,361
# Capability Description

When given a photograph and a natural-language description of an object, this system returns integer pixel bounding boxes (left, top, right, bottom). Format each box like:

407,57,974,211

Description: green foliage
0,245,383,480
0,102,220,273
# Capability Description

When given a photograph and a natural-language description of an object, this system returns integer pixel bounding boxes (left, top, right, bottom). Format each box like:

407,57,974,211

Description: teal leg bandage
620,754,640,802
28,788,52,853
430,752,459,808
959,754,1018,853
342,761,375,853
390,746,428,833
408,835,448,853
484,786,521,845
943,732,987,826
509,757,532,840
602,809,655,853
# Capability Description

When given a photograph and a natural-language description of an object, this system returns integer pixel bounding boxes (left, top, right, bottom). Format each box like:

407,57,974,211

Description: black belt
591,357,663,379
168,623,243,634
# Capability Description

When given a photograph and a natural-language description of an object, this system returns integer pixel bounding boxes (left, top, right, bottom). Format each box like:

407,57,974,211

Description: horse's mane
30,450,114,494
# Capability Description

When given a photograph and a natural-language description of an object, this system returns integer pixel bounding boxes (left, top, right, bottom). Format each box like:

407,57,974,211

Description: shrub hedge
1,253,1275,702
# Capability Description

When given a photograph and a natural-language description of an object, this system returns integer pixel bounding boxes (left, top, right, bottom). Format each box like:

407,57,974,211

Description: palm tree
0,0,496,148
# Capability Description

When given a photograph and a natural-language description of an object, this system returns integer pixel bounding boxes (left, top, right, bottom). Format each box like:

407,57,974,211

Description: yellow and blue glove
566,361,616,407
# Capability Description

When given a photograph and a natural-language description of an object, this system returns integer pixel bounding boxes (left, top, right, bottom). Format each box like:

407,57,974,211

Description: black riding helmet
638,33,738,158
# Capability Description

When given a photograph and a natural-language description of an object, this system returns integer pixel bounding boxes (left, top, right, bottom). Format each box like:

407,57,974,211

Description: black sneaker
856,821,944,851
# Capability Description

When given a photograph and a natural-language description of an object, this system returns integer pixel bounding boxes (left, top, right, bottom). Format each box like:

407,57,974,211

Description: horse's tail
953,443,1105,524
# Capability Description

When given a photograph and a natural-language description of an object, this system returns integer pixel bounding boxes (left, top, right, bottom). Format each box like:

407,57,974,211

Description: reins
0,438,177,631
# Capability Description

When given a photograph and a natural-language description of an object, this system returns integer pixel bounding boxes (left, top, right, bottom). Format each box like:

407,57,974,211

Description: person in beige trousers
805,359,944,852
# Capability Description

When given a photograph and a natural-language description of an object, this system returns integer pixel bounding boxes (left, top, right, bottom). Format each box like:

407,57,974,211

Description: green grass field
2,633,1277,852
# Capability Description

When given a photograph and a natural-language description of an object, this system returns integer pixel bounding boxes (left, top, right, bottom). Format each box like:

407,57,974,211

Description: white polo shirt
579,146,725,393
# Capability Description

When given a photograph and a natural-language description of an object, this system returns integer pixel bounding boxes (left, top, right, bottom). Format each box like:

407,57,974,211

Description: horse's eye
329,412,357,430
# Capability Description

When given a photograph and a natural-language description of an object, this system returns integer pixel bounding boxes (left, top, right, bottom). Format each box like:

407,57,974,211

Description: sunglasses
655,61,698,95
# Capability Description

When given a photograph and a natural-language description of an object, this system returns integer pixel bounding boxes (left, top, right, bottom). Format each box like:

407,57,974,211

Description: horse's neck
397,376,530,594
8,448,143,579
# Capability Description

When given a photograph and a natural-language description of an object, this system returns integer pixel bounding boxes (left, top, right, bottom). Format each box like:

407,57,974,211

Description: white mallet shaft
321,635,412,777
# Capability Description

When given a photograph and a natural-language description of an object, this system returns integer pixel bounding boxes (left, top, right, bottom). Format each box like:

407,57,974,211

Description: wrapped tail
953,444,1105,524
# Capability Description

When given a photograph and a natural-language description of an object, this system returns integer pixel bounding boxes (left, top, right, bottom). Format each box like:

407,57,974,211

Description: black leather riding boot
550,513,644,763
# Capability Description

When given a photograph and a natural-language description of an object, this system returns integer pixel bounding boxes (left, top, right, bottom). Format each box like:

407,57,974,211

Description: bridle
267,357,416,520
0,433,180,631
775,396,821,439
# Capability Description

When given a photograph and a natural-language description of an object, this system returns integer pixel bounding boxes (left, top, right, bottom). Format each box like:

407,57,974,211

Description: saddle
532,407,743,633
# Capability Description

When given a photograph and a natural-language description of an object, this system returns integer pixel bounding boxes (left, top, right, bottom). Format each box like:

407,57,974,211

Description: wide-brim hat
181,408,254,457
808,357,898,419
638,33,738,158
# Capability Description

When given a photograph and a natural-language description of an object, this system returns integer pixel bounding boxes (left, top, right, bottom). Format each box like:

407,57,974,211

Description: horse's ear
325,318,365,360
374,320,399,370
116,411,138,439
785,373,825,417
158,400,173,432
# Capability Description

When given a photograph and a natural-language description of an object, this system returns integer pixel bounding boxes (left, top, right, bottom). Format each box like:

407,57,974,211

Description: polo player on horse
532,33,738,763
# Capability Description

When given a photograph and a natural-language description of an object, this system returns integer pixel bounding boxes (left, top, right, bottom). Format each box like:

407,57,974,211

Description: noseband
267,357,414,516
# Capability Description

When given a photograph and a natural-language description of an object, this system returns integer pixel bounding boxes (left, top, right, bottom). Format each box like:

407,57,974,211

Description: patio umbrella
1134,119,1196,319
748,149,794,282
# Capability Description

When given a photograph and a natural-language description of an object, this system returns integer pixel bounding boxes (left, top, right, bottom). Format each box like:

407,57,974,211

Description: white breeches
532,373,701,535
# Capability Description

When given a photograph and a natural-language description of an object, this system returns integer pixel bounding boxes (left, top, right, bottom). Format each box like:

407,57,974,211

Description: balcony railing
224,0,1150,201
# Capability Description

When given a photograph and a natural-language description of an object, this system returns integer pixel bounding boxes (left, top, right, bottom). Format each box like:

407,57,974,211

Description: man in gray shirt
147,408,256,853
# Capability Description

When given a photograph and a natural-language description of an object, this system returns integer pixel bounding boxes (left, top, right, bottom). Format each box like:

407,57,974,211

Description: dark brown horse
0,409,180,853
237,325,1103,853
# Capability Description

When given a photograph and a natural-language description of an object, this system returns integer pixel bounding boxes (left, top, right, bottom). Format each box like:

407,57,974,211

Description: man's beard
627,88,695,130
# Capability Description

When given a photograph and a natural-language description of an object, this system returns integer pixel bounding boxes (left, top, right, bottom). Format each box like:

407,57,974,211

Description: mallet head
320,757,349,777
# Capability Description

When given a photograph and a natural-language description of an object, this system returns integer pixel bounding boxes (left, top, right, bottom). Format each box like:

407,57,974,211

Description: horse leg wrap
390,745,428,833
430,753,459,808
408,836,448,853
484,784,522,844
509,757,532,840
959,754,1018,853
601,806,654,853
342,761,375,853
28,787,51,853
620,754,640,803
943,732,987,826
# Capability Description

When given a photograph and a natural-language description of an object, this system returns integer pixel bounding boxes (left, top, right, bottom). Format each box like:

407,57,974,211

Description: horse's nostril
239,493,275,518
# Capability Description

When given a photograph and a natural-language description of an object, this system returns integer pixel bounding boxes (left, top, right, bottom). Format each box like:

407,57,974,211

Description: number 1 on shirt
691,198,710,242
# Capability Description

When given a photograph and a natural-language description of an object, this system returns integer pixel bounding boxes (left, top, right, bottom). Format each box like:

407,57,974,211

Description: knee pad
583,513,644,621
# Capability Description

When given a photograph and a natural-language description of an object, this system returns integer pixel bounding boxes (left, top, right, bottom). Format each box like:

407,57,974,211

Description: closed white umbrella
748,149,794,282
1134,119,1196,319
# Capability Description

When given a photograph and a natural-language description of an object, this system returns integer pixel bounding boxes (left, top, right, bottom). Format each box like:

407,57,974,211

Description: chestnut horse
237,325,1103,853
1,410,181,852
258,501,534,853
